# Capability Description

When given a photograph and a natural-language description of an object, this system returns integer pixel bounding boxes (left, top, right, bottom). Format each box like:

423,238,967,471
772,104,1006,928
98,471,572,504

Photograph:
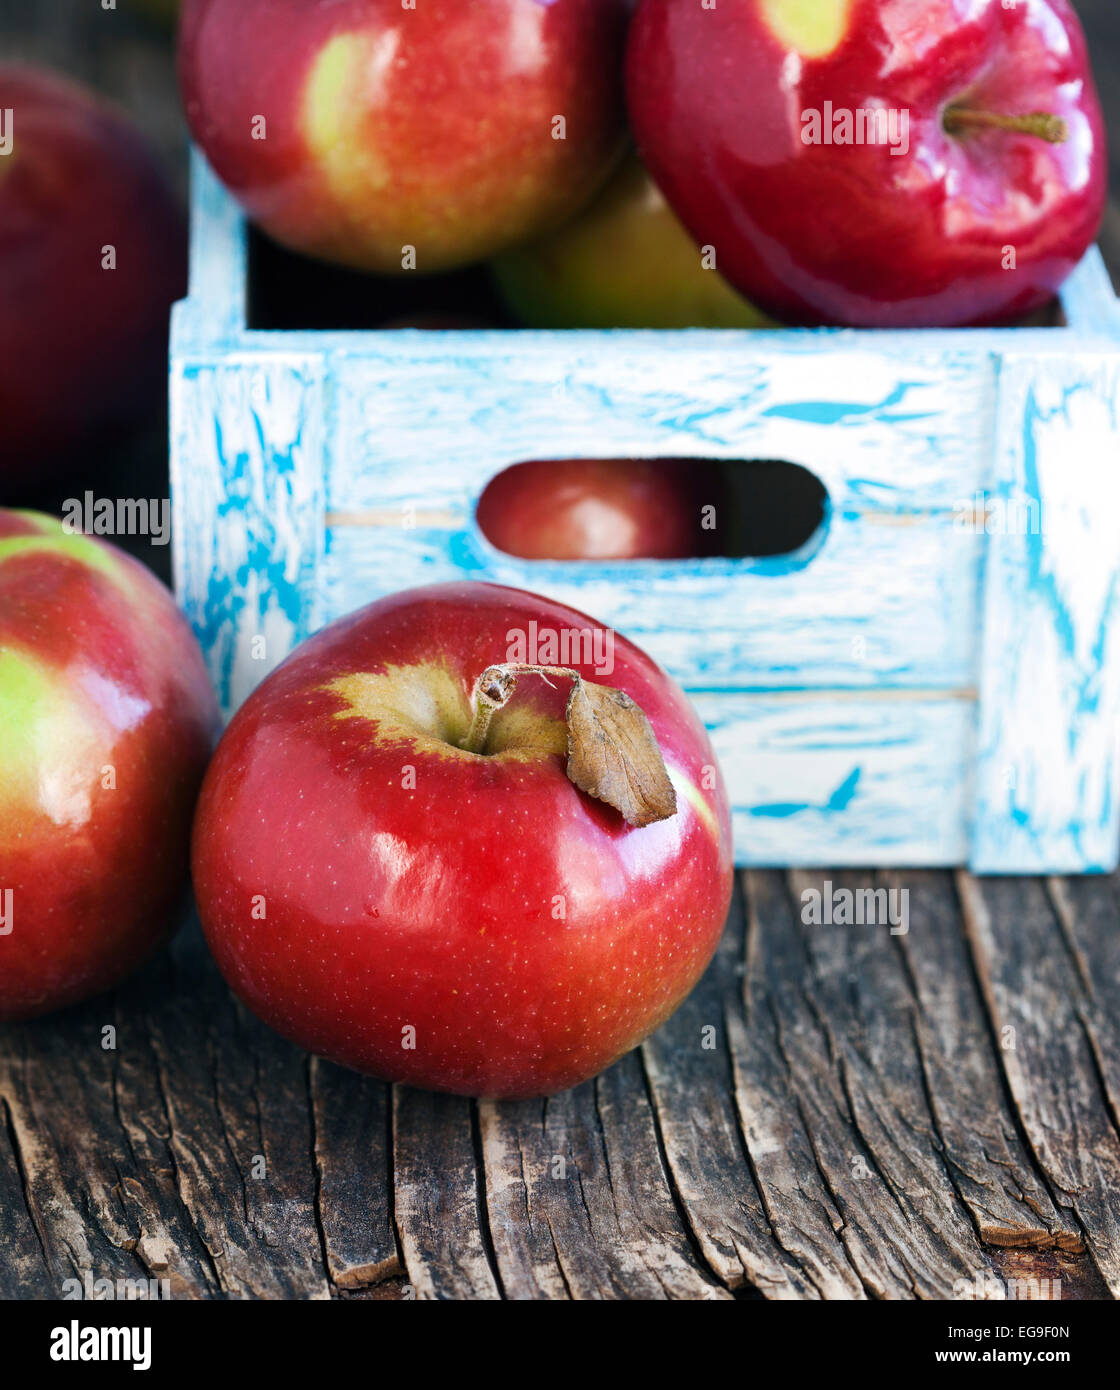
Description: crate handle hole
476,458,829,563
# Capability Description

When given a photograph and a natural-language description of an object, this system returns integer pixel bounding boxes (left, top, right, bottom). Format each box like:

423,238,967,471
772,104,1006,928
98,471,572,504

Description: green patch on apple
492,152,774,330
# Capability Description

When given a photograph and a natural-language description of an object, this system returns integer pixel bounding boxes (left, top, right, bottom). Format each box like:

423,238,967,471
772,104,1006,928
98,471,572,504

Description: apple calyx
461,663,678,829
943,107,1069,145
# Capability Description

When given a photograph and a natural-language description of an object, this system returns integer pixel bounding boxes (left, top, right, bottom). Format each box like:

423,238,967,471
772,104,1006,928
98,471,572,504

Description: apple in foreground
626,0,1107,327
192,583,733,1098
493,152,773,329
0,511,218,1022
477,458,726,560
0,65,186,476
178,0,630,274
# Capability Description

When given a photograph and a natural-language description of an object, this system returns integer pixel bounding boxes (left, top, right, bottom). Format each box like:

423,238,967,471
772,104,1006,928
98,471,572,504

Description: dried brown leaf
565,679,677,828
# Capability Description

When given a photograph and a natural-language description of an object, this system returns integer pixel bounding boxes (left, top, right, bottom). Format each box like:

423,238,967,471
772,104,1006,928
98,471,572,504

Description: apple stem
460,663,580,755
943,107,1069,145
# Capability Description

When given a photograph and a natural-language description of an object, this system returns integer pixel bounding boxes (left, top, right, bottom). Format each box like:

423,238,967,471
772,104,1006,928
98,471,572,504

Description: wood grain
392,1089,500,1301
643,880,852,1298
310,1060,399,1290
959,873,1120,1296
480,1054,729,1300
736,871,1006,1300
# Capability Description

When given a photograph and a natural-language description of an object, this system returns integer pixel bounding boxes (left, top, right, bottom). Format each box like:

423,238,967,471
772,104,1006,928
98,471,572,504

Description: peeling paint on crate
324,345,997,517
320,518,984,692
695,691,975,866
171,358,325,712
170,152,1120,873
973,357,1120,873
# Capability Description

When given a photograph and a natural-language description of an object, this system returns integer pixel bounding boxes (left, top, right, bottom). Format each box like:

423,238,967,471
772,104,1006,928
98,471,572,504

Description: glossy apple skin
492,152,773,328
178,0,629,274
477,458,724,560
626,0,1107,328
0,66,186,473
192,583,733,1098
0,512,218,1022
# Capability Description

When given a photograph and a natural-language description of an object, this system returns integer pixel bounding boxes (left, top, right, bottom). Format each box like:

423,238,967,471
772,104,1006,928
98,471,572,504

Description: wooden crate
171,152,1120,874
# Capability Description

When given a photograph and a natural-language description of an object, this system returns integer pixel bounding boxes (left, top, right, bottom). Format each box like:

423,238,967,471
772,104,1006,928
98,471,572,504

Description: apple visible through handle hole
476,457,829,562
461,662,678,829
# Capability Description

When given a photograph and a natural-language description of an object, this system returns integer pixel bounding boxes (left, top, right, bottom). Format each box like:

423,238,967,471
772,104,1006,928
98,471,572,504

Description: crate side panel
325,342,995,518
692,692,974,867
972,355,1120,874
321,517,982,692
1058,246,1120,338
175,151,248,354
171,356,325,714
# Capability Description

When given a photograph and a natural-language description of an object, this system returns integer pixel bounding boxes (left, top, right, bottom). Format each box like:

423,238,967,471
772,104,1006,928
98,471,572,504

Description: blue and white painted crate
171,152,1120,874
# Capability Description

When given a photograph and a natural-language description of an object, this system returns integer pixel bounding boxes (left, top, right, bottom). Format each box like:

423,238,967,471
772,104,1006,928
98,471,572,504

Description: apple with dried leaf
192,582,733,1098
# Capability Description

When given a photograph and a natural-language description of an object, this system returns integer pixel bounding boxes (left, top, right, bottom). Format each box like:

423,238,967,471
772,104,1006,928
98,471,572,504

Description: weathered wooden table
2,872,1119,1300
2,0,1119,1302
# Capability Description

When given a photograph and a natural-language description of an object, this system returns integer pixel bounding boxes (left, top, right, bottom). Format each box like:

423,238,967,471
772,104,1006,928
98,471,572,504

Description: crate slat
322,515,983,693
696,690,974,866
972,354,1120,873
324,340,996,518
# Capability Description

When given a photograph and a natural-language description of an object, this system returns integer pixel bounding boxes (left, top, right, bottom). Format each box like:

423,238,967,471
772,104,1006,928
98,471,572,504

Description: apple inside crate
171,153,1120,876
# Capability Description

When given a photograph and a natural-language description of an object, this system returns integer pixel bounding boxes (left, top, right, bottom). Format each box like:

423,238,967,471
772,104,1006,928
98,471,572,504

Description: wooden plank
737,870,1006,1299
697,690,974,867
175,152,249,354
958,872,1120,1295
325,339,997,519
989,1245,1112,1302
310,1059,400,1289
132,922,330,1299
1059,246,1120,338
0,976,218,1300
322,516,984,693
973,354,1120,872
882,870,1080,1250
480,1052,729,1300
643,880,852,1298
0,1051,147,1296
0,1083,53,1300
1048,872,1120,1129
392,1088,501,1301
170,355,326,716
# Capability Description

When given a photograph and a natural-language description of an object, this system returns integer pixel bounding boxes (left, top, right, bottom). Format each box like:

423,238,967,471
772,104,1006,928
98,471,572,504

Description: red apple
477,458,725,560
626,0,1107,328
192,583,733,1098
0,511,218,1022
178,0,630,274
0,65,187,474
493,151,773,328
